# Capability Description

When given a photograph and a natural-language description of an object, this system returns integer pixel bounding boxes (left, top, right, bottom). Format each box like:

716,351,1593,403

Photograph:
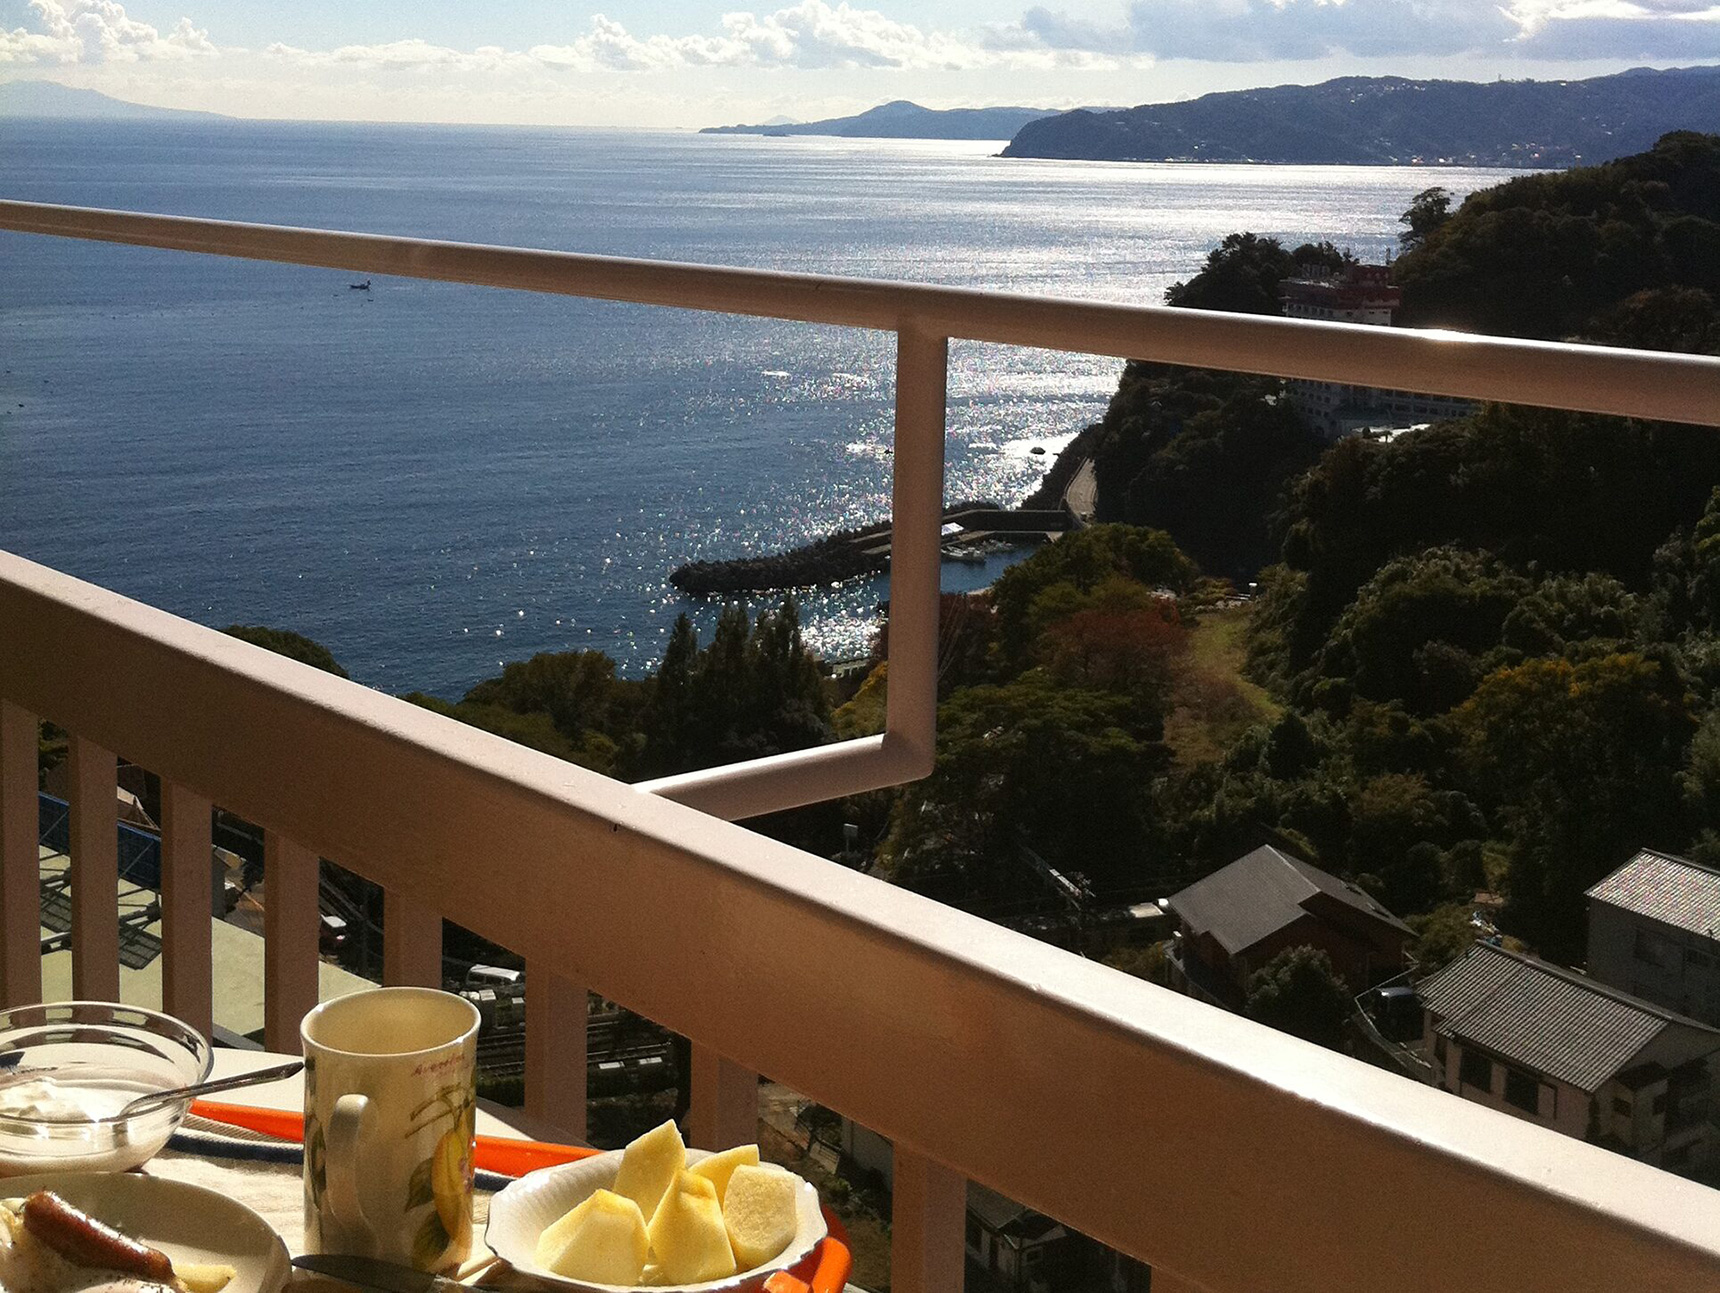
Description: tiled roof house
1165,845,1412,1008
1587,848,1720,1027
1421,942,1720,1177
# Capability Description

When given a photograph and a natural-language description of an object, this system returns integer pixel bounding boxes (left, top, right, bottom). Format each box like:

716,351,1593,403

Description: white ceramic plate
487,1149,826,1293
0,1171,291,1293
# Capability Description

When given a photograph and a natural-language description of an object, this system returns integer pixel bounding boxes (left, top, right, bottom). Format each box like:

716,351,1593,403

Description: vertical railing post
688,1046,757,1150
383,889,443,988
525,964,588,1143
0,701,40,1008
160,781,214,1038
891,1146,966,1293
886,325,949,773
68,735,119,1001
263,833,319,1052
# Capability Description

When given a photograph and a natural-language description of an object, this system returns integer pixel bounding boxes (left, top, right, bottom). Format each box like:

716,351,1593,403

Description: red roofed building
1279,262,1473,437
1280,262,1400,325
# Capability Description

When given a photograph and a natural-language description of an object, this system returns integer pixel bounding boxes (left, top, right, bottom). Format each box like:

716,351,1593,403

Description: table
146,1050,583,1286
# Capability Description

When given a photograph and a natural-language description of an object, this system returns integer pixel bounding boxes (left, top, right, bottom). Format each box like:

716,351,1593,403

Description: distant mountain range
1002,66,1720,167
703,100,1059,140
0,80,228,121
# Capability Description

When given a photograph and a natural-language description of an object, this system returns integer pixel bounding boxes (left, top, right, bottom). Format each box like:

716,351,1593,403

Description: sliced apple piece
688,1144,760,1202
647,1170,736,1284
723,1165,800,1271
611,1119,687,1222
537,1188,650,1285
179,1264,238,1293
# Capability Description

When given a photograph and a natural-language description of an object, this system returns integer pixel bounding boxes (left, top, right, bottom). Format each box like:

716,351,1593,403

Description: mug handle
327,1093,381,1253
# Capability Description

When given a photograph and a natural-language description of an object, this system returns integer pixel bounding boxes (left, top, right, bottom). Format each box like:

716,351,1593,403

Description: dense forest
256,133,1720,983
1087,131,1720,966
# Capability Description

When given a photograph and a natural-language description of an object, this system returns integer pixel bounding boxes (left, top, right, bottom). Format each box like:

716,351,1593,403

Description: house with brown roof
1421,942,1720,1179
1586,848,1720,1027
1164,844,1412,1009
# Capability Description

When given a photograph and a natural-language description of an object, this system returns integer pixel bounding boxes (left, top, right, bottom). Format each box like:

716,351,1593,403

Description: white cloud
714,1,991,70
263,38,532,74
1006,0,1720,61
261,3,1118,77
8,0,1711,96
1,0,214,64
1505,0,1720,55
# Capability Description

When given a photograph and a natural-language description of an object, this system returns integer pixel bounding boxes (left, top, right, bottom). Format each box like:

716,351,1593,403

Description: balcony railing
3,200,1720,1293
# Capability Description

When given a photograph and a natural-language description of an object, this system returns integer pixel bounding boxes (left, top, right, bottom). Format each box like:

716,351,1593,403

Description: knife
291,1254,512,1293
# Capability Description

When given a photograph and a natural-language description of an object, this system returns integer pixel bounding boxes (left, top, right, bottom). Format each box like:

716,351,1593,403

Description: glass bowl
0,1001,213,1176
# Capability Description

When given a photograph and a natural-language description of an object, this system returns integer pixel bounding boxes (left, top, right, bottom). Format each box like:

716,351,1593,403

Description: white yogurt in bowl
0,1004,212,1177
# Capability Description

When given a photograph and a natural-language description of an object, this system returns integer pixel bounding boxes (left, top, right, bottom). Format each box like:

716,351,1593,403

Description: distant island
703,99,1058,140
0,80,229,121
1002,65,1720,167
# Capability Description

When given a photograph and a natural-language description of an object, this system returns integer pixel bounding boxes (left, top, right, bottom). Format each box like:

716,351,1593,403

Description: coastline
668,423,1103,598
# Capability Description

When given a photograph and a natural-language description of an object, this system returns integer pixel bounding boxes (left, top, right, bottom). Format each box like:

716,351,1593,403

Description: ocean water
0,120,1512,695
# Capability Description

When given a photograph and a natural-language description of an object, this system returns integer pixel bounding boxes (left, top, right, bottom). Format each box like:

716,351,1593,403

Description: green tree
1243,946,1352,1048
881,678,1167,898
1583,287,1720,355
991,525,1199,665
1406,904,1480,977
1304,549,1528,716
463,649,631,747
1392,132,1720,338
641,613,700,775
1453,652,1695,959
1260,403,1720,683
1679,711,1720,862
1165,234,1349,315
637,598,833,777
1346,773,1473,915
1397,186,1453,252
225,625,348,679
1090,365,1326,580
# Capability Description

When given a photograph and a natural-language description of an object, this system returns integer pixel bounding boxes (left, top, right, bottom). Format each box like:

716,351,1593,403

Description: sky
1,0,1718,127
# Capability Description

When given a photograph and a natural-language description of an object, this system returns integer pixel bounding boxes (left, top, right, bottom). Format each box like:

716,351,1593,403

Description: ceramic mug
301,987,481,1272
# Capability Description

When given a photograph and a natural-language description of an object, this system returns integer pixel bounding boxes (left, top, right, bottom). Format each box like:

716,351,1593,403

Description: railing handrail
3,548,1718,1292
4,198,1719,426
7,198,1720,1291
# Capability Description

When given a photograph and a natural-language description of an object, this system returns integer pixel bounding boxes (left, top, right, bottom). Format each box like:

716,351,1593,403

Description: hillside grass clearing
1164,603,1281,767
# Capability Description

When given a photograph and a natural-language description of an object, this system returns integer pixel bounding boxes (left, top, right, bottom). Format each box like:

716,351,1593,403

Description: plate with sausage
0,1172,289,1293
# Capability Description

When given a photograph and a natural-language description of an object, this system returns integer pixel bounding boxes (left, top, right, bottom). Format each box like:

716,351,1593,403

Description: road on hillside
1064,458,1097,523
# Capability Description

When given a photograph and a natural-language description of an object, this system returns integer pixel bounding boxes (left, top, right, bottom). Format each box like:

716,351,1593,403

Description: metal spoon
115,1059,305,1119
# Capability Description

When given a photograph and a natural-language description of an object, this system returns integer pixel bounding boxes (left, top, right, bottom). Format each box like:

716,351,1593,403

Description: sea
0,119,1514,697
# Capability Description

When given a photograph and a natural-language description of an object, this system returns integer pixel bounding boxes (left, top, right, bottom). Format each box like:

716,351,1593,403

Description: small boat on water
350,279,371,291
942,547,986,564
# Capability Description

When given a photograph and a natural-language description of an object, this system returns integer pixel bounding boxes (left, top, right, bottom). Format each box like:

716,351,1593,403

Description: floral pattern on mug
405,1082,477,1268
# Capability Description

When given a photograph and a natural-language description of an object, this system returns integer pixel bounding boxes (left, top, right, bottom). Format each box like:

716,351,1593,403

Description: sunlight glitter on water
0,123,1515,693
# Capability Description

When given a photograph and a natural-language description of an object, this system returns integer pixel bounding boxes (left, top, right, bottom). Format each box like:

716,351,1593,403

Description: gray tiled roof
1586,848,1720,941
1419,943,1720,1092
1166,844,1410,955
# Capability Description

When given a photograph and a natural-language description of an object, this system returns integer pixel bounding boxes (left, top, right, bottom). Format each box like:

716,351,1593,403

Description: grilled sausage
20,1190,179,1285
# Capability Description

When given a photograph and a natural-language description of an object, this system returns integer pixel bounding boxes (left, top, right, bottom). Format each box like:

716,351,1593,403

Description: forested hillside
1001,66,1720,166
1392,130,1720,339
1088,133,1720,965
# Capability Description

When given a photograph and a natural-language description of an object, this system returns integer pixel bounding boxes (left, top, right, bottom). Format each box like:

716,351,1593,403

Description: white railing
2,201,1719,1292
